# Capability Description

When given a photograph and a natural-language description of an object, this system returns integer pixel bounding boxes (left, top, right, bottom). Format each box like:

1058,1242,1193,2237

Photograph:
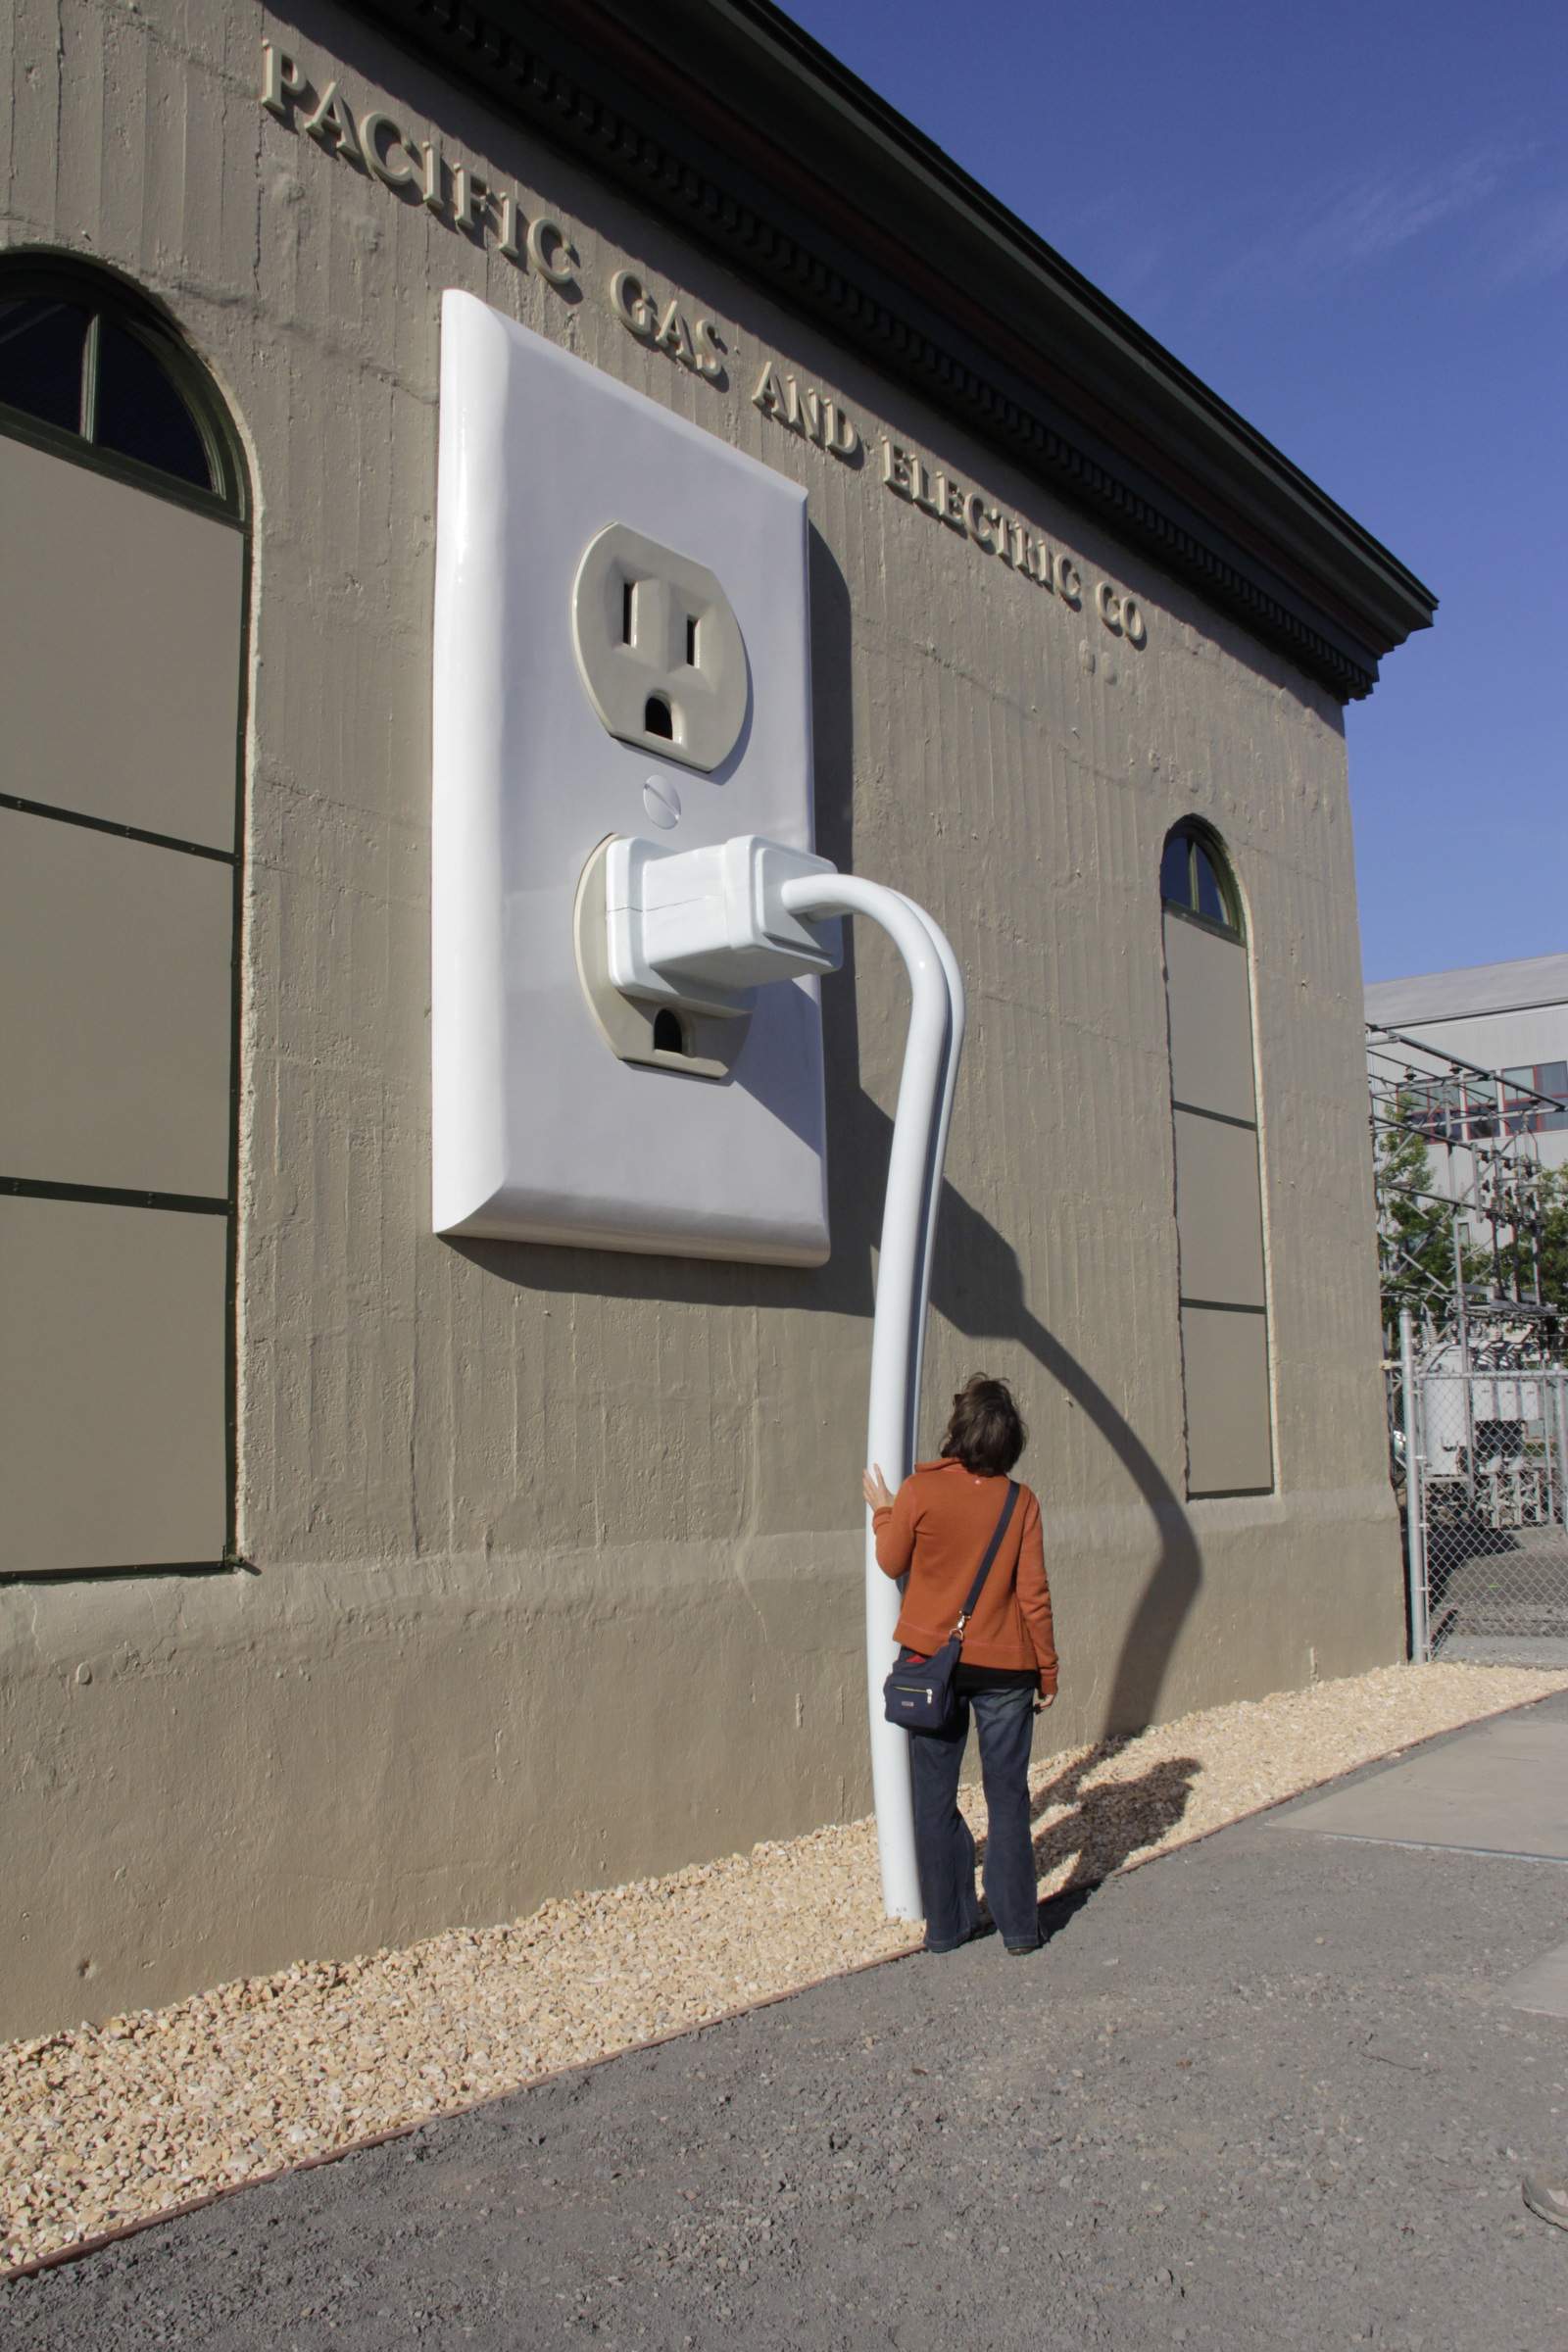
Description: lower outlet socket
572,837,750,1081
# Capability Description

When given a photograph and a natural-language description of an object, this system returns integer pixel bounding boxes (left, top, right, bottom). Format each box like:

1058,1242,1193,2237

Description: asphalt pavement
7,1695,1568,2351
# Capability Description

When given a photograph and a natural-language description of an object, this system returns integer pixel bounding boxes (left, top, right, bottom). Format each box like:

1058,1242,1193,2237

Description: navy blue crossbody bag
881,1480,1019,1734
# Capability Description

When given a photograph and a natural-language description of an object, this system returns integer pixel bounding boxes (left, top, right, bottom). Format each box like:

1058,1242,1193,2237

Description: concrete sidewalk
8,1696,1568,2351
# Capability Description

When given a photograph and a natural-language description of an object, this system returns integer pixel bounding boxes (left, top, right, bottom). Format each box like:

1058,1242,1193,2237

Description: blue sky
784,0,1567,984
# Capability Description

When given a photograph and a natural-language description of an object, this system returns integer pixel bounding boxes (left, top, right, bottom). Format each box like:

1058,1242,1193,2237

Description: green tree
1539,1168,1568,1311
1374,1098,1459,1333
1489,1164,1568,1315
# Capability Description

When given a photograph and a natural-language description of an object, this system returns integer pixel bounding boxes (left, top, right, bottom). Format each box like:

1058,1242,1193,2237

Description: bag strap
953,1480,1019,1641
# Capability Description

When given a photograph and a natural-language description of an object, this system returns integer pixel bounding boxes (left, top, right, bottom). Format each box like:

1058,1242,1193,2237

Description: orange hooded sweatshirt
873,1457,1058,1695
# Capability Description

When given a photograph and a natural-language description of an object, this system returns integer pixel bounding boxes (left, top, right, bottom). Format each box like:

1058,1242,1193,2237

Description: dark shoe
1523,2174,1568,2230
1004,1940,1039,1956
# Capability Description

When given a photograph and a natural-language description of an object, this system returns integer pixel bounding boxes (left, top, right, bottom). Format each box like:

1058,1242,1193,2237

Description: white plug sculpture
430,291,968,1920
602,835,965,1921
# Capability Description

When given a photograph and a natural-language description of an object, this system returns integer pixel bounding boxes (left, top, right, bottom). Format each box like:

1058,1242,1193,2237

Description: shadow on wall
450,524,1202,1741
920,1159,1203,1740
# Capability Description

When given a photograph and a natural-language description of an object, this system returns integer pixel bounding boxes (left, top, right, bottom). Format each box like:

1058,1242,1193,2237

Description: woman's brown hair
939,1374,1026,1477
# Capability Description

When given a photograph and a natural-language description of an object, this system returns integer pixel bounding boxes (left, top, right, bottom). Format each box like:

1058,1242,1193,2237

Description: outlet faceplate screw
643,775,682,830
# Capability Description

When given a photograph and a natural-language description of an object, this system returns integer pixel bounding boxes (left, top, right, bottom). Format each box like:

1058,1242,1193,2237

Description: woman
863,1374,1057,1956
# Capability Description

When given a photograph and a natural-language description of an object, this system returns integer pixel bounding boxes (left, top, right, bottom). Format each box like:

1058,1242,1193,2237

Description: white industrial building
1366,955,1568,1169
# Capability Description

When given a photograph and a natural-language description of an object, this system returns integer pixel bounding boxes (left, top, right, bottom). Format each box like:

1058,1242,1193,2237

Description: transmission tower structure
1368,1021,1564,1363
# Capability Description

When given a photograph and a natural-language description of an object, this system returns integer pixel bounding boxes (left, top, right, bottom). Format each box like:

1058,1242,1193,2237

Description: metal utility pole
1399,1308,1428,1661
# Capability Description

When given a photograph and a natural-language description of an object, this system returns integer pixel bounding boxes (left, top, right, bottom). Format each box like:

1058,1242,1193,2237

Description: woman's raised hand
861,1464,897,1513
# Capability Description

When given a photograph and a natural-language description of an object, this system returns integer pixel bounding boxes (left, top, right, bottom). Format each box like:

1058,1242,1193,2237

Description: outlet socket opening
570,523,748,773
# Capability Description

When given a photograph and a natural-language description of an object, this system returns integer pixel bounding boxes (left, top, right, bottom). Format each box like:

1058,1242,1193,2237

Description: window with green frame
0,264,243,514
1160,819,1244,937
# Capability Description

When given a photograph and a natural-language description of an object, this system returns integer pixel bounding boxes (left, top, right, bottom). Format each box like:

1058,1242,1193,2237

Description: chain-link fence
1406,1364,1568,1665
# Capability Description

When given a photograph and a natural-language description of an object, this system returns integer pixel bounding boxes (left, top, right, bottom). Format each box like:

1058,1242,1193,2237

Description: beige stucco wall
0,0,1403,2037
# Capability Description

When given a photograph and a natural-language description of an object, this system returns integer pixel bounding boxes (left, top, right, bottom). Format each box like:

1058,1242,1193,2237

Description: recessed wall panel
0,809,233,1196
1182,1305,1273,1496
1173,1107,1266,1308
0,1197,227,1572
0,434,243,850
1164,912,1255,1122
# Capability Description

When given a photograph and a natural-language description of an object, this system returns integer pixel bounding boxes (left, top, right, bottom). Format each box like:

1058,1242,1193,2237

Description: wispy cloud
1052,138,1557,329
1488,189,1568,286
1290,147,1510,270
1190,141,1522,317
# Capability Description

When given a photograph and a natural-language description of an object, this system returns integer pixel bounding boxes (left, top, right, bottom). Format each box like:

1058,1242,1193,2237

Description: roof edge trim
356,0,1437,699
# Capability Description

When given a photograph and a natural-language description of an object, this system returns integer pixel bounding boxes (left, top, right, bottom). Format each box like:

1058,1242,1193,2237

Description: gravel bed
5,1657,1565,2275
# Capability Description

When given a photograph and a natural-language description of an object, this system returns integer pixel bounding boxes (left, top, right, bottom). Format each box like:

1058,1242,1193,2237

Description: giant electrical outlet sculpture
431,292,963,1920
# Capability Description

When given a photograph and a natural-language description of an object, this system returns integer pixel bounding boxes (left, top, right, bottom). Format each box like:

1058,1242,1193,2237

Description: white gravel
5,1658,1565,2275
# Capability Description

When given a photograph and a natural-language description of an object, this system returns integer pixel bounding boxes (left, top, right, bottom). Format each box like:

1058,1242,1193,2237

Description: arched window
1159,822,1242,937
0,261,243,511
1159,821,1273,1496
0,259,248,1576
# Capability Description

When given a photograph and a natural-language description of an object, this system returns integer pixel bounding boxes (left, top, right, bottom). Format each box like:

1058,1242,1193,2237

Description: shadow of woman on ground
973,1740,1200,1942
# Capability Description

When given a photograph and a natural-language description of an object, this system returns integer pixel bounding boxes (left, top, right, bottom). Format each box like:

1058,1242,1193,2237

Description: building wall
0,0,1403,2035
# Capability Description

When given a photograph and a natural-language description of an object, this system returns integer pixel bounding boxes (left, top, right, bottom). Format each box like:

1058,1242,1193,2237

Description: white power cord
779,871,964,1918
605,836,965,1921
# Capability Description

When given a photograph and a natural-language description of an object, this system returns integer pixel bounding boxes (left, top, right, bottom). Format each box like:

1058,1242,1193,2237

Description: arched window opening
0,256,249,1579
0,261,243,513
1158,821,1273,1498
1160,819,1243,937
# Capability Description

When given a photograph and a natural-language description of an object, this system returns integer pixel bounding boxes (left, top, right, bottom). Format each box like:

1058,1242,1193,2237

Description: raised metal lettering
360,111,416,189
611,270,657,337
415,140,443,213
823,400,859,459
527,216,579,290
963,492,994,550
260,41,308,122
452,167,492,233
301,81,364,166
694,318,726,380
911,457,941,517
753,362,790,419
655,299,698,368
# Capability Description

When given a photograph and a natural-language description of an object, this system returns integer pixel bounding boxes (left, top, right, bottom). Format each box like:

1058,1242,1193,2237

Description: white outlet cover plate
431,291,829,1261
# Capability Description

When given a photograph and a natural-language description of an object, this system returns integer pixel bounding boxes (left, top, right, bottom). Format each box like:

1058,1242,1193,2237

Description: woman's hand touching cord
861,1465,897,1513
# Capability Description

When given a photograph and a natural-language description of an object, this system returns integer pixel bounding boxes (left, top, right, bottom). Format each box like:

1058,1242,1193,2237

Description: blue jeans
909,1683,1039,1951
